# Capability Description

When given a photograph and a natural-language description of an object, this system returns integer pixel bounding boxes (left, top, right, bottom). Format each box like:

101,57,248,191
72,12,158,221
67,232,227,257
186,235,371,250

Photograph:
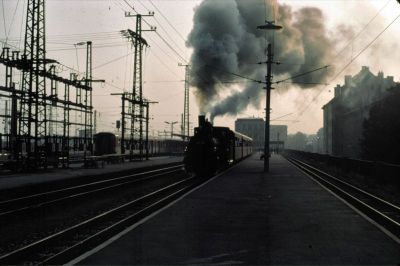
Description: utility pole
264,43,272,172
112,93,128,156
85,41,92,157
75,41,104,158
178,63,190,138
93,110,97,135
145,103,149,159
144,101,157,159
11,83,17,163
49,65,57,136
123,11,156,160
181,113,184,135
122,95,126,155
4,100,9,135
257,21,282,172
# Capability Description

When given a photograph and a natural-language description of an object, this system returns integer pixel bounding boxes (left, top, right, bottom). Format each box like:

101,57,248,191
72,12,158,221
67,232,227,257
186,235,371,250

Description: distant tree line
286,128,323,153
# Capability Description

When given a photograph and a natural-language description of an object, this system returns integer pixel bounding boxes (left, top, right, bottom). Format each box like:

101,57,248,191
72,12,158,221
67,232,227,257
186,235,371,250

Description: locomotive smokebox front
198,115,206,128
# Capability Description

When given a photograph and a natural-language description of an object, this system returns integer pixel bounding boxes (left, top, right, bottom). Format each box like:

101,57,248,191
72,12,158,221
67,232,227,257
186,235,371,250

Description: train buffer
76,153,400,265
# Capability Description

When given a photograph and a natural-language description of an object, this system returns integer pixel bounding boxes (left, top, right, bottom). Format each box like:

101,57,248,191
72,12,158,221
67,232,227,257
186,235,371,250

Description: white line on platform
286,158,400,246
65,159,246,266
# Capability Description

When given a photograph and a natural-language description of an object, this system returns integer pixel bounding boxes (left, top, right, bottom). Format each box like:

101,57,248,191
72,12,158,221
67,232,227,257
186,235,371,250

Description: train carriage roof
212,127,252,141
233,131,253,141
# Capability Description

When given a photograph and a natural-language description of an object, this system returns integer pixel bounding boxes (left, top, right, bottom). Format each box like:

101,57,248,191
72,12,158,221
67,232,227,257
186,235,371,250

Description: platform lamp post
257,21,283,172
164,121,178,139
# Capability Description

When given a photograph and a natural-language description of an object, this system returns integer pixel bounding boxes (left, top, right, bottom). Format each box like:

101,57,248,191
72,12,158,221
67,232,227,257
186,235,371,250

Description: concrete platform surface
0,156,182,190
75,154,400,265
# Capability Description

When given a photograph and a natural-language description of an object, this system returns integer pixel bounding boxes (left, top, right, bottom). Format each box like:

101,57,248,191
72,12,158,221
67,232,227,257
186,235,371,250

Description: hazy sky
1,0,399,135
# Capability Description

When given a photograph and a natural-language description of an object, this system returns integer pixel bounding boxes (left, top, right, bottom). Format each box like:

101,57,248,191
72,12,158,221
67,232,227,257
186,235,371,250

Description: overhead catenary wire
18,0,25,50
74,44,80,72
1,0,7,43
296,11,400,118
270,112,293,121
121,0,189,64
57,62,126,92
151,15,187,59
154,31,187,63
205,64,329,87
120,0,188,64
147,0,187,44
3,0,21,45
46,43,127,52
274,65,330,84
92,50,134,70
245,0,394,126
123,42,130,92
148,49,181,79
145,33,177,63
332,0,391,60
134,0,188,59
291,0,395,120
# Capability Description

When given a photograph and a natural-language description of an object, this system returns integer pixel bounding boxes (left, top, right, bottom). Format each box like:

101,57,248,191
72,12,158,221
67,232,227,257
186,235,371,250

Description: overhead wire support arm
207,64,330,86
121,29,150,47
125,11,155,17
124,11,157,35
204,65,264,84
0,56,93,91
273,65,330,84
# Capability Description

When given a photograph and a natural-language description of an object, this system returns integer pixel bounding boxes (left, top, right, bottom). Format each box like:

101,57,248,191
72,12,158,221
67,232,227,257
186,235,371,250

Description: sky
0,0,399,136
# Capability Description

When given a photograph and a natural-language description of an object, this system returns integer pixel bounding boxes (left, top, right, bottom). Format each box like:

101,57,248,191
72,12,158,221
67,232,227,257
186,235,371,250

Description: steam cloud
187,0,336,120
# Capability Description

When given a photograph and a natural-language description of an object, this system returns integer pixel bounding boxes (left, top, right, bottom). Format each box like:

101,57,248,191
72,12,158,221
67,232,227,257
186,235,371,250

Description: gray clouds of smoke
186,0,336,120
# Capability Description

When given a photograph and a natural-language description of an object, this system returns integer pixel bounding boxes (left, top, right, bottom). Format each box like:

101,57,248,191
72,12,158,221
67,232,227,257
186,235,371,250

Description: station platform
0,156,183,190
73,153,400,265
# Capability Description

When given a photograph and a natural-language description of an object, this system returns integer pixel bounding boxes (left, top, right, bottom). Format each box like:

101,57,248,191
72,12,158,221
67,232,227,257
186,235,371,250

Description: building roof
235,117,264,122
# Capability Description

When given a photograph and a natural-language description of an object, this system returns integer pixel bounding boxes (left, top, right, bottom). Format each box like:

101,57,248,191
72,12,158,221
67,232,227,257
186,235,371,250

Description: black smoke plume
187,0,335,120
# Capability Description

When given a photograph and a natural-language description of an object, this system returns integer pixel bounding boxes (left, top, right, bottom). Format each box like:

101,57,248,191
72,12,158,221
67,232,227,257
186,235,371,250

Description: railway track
0,169,201,265
0,164,184,217
285,155,400,240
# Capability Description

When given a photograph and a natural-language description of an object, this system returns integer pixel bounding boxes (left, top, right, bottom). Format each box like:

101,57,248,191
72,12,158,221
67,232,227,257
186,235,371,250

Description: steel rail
0,176,197,265
289,158,400,212
285,156,400,238
0,164,184,217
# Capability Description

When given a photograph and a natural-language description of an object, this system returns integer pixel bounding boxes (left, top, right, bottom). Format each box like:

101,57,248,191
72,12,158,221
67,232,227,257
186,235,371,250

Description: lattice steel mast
0,0,100,170
123,11,155,160
19,0,50,168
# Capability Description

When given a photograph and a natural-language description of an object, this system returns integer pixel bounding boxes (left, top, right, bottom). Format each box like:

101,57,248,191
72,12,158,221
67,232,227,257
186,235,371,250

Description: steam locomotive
184,115,253,176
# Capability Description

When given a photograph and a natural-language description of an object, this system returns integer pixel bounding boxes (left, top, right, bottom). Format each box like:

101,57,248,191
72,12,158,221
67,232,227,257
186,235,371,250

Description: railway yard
0,156,187,264
1,0,400,264
0,154,399,265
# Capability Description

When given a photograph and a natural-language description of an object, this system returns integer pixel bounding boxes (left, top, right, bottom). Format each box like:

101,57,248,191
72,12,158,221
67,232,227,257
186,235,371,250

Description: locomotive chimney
198,115,206,128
